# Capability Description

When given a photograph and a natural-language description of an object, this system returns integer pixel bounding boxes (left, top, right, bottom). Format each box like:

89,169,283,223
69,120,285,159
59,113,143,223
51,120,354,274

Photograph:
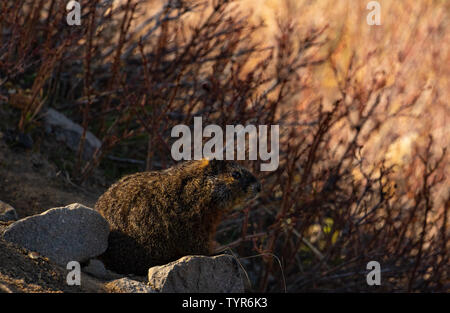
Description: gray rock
147,254,244,293
82,259,109,279
82,259,122,280
2,203,109,266
0,200,18,222
105,278,156,293
44,108,101,160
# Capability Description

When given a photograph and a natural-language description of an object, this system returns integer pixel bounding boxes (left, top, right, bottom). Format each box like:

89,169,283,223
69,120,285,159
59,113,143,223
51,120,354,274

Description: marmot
94,159,261,275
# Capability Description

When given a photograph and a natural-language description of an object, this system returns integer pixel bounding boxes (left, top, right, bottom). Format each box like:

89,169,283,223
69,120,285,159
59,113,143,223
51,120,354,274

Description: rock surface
1,203,109,266
0,200,18,222
104,278,156,293
148,254,244,293
82,259,122,280
44,108,101,160
82,259,109,279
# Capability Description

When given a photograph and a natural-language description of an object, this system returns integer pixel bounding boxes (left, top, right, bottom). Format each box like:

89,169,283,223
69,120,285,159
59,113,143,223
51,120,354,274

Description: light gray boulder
44,108,101,160
2,203,109,266
0,200,18,222
147,255,244,293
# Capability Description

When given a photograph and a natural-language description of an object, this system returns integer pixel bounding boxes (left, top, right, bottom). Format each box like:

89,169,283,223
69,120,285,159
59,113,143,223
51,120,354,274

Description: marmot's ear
201,158,224,173
199,158,210,169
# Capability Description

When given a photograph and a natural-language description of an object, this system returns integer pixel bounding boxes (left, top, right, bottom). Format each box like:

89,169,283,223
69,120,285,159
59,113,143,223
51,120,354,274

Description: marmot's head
175,159,261,213
200,159,261,210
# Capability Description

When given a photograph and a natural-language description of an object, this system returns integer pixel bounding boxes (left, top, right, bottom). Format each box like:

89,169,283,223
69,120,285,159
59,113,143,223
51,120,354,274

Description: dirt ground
0,237,107,293
0,138,111,292
0,106,113,292
0,138,100,218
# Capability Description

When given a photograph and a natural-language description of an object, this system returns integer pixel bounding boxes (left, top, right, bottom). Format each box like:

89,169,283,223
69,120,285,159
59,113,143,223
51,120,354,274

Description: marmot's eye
232,171,241,179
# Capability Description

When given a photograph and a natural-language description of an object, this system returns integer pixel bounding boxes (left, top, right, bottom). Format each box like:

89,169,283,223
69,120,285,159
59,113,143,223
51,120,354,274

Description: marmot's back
95,159,261,275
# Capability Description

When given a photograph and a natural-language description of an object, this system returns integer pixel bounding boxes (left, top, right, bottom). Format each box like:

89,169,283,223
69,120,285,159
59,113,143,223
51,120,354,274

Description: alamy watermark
66,1,81,26
367,1,381,26
66,261,81,286
171,117,279,171
366,261,381,286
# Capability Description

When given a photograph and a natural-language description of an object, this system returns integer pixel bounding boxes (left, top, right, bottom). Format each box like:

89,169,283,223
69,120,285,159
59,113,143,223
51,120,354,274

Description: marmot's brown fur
94,159,261,275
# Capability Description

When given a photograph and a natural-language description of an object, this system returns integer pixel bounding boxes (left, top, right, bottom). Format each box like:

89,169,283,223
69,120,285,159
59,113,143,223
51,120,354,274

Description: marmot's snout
246,174,261,199
252,180,262,194
235,167,261,201
245,182,261,202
